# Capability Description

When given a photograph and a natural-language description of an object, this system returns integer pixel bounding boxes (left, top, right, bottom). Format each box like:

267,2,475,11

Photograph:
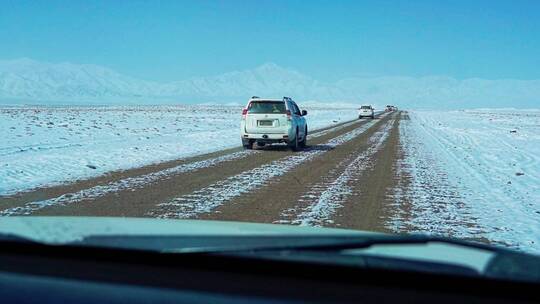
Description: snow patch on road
278,118,395,226
149,116,387,219
389,110,540,253
0,151,253,216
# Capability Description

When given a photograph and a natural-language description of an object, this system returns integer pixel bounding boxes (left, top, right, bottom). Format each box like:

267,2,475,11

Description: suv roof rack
251,96,260,99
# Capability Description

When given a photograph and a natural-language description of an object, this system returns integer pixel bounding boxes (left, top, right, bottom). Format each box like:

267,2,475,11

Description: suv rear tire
242,139,253,150
289,130,300,151
299,127,307,148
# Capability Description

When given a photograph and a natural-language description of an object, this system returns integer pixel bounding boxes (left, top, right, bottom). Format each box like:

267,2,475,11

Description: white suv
241,97,308,151
358,105,375,119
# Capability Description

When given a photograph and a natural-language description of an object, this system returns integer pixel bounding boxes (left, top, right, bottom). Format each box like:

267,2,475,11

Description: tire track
333,116,402,232
0,151,254,216
277,118,395,226
195,113,396,225
148,115,388,219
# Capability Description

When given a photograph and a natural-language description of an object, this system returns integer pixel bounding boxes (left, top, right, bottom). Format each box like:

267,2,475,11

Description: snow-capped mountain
335,76,540,108
0,58,159,102
157,63,335,101
0,58,539,108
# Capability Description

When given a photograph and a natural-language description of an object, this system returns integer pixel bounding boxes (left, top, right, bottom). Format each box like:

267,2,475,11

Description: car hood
0,216,496,273
0,216,370,243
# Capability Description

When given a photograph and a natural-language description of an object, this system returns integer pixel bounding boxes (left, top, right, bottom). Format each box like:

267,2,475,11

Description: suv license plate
259,120,273,126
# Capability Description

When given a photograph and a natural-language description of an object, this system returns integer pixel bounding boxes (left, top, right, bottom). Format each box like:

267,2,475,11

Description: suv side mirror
301,110,308,116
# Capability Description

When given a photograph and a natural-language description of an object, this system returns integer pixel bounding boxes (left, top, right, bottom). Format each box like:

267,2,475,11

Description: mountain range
1,58,539,108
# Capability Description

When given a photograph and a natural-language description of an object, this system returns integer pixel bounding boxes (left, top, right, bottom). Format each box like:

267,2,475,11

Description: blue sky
1,0,539,81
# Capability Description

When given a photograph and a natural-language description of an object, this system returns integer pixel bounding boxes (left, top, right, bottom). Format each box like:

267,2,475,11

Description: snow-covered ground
390,109,540,253
0,105,356,195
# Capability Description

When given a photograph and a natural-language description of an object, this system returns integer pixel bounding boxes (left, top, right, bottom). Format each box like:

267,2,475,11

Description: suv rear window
248,101,286,114
361,106,371,109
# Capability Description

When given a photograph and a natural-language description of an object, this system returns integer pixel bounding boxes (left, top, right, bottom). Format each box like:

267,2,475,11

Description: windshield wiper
162,234,497,254
189,235,538,284
265,234,497,252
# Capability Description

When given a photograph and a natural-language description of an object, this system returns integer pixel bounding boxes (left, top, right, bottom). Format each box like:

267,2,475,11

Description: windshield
0,1,539,284
248,101,287,113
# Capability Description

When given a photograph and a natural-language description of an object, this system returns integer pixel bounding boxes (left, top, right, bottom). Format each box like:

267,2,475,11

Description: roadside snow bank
391,109,540,253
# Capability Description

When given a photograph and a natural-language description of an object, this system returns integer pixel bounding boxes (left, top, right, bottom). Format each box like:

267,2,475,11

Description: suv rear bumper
242,133,290,145
359,112,375,117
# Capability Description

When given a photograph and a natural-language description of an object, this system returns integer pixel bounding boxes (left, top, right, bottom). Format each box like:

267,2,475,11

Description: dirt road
0,111,402,233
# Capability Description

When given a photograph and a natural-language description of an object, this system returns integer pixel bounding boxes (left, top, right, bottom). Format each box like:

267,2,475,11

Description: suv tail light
286,110,292,121
242,108,248,119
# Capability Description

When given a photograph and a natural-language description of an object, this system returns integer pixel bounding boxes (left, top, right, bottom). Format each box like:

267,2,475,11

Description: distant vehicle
385,105,398,112
358,105,375,119
241,96,308,151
